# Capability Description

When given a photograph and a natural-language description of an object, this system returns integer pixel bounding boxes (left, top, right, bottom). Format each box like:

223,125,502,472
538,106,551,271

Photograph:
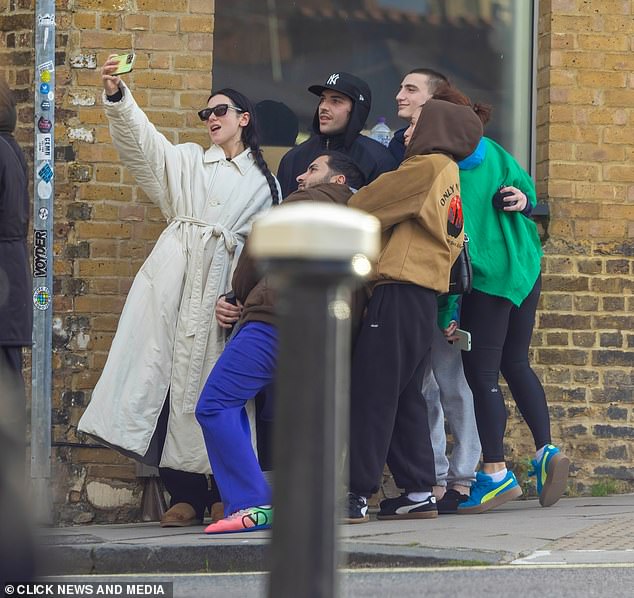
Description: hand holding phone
111,52,136,76
455,328,471,352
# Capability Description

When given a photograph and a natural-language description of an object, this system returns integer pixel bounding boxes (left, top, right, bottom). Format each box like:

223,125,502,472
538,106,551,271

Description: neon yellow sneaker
529,445,570,507
458,471,522,514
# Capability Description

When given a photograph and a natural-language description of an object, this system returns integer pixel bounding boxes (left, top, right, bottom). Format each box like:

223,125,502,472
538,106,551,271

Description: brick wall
512,0,633,495
2,0,632,524
3,0,215,524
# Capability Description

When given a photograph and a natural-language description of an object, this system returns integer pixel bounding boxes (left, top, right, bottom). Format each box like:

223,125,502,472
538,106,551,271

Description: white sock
535,445,546,461
407,491,432,502
487,468,507,483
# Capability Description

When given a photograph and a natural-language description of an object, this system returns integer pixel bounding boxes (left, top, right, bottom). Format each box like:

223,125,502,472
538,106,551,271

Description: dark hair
432,82,492,125
255,100,299,146
408,68,450,95
209,88,280,205
318,151,366,189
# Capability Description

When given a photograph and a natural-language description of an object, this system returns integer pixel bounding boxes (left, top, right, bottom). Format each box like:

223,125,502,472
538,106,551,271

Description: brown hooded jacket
348,99,482,293
231,182,354,327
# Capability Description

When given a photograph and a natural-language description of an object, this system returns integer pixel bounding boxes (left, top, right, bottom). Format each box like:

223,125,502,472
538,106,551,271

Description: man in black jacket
0,75,34,582
276,72,397,197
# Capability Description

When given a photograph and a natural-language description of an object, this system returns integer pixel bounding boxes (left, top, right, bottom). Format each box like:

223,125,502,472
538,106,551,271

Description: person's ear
239,111,250,127
330,174,346,185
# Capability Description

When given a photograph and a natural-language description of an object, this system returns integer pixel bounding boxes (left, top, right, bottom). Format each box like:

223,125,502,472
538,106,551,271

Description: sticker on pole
36,133,52,160
38,162,54,183
33,230,48,277
38,116,52,133
38,60,55,75
37,180,52,199
33,286,51,310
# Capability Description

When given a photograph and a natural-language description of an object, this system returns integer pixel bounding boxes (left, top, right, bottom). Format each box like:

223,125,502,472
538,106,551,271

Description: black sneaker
436,489,469,514
342,492,369,524
377,494,438,520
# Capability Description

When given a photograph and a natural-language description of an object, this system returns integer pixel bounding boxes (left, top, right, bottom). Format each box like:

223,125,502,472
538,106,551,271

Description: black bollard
249,202,379,598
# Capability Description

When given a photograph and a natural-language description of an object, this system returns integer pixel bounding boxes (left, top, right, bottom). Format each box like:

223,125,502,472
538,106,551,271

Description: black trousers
158,391,272,519
0,346,34,582
460,276,550,463
349,284,437,497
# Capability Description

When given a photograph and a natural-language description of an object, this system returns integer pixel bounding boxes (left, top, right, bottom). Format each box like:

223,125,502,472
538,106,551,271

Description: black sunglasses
198,104,244,121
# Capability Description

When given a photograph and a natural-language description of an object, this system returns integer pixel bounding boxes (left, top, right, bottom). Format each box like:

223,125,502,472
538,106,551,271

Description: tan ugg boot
159,502,202,527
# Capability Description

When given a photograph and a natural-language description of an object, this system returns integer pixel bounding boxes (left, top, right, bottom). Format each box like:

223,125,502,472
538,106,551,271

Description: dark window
213,0,535,169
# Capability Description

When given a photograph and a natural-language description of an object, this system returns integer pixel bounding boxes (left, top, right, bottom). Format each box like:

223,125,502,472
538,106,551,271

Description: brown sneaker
160,502,202,527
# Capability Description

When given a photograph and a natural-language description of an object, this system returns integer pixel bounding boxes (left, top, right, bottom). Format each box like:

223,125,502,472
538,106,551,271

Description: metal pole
249,202,379,598
31,0,56,525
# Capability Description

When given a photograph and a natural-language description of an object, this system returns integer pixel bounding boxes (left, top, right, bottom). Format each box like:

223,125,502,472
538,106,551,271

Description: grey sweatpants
421,326,481,488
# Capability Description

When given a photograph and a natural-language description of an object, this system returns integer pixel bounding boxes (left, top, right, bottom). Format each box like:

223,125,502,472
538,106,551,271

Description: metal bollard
249,202,379,598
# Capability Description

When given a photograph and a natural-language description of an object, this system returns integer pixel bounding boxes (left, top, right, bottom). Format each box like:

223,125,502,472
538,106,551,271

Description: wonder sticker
33,286,51,310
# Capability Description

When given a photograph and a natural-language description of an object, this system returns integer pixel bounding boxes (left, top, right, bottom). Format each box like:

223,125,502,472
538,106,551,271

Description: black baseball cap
308,72,371,110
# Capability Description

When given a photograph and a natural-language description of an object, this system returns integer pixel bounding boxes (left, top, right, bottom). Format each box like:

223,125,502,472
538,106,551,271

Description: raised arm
100,56,185,217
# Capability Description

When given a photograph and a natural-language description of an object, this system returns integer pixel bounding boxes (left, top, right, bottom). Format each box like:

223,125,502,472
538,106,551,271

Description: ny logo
326,73,340,85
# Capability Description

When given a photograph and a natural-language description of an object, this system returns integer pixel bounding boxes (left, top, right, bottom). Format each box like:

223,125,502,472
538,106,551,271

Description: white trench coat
78,85,276,472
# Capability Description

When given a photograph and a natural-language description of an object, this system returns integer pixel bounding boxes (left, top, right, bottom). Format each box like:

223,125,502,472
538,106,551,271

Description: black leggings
460,276,550,463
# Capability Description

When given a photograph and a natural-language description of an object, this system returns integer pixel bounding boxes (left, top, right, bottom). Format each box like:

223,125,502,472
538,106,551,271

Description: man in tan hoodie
344,99,483,523
196,151,365,535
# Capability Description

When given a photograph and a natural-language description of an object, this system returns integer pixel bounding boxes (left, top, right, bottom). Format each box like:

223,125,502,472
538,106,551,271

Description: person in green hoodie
432,84,570,514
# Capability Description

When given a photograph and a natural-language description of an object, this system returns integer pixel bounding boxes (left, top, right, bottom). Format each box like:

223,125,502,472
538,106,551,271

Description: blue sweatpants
195,321,277,516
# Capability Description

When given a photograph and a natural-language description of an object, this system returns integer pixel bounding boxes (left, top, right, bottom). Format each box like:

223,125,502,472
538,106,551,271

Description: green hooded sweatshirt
458,137,542,306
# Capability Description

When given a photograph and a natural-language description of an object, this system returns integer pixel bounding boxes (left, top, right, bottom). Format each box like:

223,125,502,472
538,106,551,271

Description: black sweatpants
460,276,551,463
349,283,437,497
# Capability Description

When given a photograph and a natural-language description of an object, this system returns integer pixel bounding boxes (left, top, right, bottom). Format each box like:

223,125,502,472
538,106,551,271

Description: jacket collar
203,145,253,175
457,137,487,170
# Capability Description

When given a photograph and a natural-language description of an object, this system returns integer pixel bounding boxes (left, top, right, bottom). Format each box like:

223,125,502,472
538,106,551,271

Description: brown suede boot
160,502,202,527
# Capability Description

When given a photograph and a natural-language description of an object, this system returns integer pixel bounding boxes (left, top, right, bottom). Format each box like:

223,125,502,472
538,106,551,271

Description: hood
404,99,482,162
308,72,371,148
0,77,17,133
288,182,353,207
458,136,488,170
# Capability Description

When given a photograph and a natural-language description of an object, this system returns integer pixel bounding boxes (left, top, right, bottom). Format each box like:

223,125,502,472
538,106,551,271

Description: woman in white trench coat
78,57,280,526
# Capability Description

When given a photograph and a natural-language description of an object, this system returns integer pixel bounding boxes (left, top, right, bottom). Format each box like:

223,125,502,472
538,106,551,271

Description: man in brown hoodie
344,99,483,523
195,151,364,534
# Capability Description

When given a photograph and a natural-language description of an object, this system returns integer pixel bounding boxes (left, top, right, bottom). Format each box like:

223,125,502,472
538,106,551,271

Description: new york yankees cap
308,72,371,108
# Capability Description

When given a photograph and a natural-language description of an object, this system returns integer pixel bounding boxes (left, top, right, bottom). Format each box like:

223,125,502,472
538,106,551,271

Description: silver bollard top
249,202,380,262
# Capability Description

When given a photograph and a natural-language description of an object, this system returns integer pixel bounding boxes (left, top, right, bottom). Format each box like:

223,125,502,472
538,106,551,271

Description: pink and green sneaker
204,506,272,534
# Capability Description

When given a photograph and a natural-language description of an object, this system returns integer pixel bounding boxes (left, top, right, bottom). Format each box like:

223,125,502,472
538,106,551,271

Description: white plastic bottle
368,116,392,147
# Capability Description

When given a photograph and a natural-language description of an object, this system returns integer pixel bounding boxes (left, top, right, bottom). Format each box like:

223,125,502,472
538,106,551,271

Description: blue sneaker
529,445,570,507
458,470,522,514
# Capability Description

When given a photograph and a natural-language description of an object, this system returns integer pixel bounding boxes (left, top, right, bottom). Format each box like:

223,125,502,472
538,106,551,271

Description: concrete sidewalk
38,495,634,575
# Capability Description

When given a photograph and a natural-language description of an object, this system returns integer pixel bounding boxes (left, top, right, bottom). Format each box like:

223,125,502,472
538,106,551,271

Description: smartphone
112,52,136,75
455,328,471,352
